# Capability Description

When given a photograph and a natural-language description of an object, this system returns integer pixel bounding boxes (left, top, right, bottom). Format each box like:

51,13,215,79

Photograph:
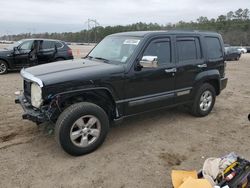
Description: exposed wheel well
59,90,117,121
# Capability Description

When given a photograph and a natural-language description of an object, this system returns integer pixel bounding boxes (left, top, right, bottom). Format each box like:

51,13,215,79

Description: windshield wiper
85,55,93,59
93,57,110,63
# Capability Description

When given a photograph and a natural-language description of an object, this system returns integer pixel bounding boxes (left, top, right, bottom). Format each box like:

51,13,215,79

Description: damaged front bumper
15,95,48,124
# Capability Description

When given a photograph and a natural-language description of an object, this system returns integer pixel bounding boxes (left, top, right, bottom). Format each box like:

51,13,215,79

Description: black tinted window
205,37,223,59
40,41,53,50
19,40,33,50
177,38,200,61
55,41,63,48
143,39,171,66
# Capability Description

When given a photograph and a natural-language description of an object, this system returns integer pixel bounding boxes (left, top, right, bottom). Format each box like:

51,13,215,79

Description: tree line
1,8,250,46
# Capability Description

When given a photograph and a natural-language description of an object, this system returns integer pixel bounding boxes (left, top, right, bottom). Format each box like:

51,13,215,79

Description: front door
124,37,176,115
13,40,36,68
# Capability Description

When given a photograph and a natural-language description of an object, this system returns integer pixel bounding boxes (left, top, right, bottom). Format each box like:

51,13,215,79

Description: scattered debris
172,153,250,188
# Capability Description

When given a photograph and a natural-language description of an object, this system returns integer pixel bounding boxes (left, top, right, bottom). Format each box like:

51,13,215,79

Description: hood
0,48,12,55
23,59,125,86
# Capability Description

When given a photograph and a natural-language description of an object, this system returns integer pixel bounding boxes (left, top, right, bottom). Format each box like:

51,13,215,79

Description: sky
0,0,250,35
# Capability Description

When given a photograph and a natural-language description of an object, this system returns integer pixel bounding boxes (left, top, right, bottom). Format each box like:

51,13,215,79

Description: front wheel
55,102,109,156
190,83,216,117
0,60,8,75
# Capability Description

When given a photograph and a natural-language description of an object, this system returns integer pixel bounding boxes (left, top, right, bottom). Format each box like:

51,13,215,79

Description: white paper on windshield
121,56,128,62
123,39,140,45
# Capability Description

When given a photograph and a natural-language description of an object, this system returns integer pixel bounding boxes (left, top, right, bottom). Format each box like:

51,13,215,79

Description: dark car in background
246,46,250,53
225,47,241,61
0,39,73,74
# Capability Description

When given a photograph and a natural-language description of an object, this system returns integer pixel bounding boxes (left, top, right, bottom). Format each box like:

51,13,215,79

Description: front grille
23,80,31,102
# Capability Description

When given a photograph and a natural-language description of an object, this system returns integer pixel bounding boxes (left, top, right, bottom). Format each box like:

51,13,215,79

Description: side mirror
139,56,158,68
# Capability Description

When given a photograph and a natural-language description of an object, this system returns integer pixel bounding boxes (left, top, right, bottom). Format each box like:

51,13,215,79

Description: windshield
88,36,141,64
6,40,24,50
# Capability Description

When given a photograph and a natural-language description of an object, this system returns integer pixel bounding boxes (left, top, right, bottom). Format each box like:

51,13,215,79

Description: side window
177,37,201,62
55,41,63,48
19,40,33,50
205,37,223,59
40,41,53,50
143,39,171,66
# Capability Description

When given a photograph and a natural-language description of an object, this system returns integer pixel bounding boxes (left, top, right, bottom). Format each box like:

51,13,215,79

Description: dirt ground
0,44,249,188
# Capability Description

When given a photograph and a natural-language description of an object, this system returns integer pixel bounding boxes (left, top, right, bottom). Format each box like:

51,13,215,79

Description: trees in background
175,8,250,45
1,8,249,46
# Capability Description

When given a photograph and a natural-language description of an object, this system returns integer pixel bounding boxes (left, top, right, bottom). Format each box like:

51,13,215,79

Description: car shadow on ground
1,70,20,75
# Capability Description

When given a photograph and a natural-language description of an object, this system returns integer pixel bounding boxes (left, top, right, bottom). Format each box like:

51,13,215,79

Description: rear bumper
15,95,47,124
220,77,228,91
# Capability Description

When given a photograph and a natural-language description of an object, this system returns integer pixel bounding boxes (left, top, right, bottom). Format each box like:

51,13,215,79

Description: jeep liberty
16,31,228,156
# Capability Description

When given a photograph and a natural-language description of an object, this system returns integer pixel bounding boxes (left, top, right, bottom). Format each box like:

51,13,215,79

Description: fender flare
193,70,221,95
47,87,122,117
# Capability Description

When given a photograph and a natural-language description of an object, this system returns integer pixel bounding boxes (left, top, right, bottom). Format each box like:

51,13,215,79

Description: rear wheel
55,102,109,156
190,83,216,117
0,60,8,75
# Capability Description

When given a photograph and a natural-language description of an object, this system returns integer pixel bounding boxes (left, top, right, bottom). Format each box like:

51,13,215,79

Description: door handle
197,64,207,68
165,68,177,73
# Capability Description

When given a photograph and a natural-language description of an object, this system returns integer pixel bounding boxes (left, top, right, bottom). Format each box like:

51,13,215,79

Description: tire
55,102,109,156
0,60,8,75
190,83,216,117
236,55,240,61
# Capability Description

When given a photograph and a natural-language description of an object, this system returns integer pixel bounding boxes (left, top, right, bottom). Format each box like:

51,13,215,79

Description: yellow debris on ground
171,170,212,188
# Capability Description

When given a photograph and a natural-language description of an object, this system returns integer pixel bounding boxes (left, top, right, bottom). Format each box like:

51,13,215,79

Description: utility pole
86,19,100,44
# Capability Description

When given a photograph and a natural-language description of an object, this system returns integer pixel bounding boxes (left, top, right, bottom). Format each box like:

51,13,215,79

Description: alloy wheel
0,62,7,74
70,115,101,148
199,90,213,112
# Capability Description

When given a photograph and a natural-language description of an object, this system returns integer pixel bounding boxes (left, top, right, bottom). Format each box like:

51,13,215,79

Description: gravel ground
0,46,249,188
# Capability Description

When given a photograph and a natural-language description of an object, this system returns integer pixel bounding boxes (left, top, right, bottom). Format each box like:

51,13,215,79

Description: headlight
31,83,43,108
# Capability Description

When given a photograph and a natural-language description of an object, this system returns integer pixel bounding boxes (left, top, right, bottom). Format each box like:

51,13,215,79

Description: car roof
110,30,220,38
21,38,63,42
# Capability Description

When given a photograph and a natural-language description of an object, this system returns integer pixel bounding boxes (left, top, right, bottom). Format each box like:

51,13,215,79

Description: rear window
40,41,54,50
205,37,223,59
177,37,201,62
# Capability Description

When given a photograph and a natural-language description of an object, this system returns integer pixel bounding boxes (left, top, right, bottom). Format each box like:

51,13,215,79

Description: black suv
16,31,228,156
0,39,73,74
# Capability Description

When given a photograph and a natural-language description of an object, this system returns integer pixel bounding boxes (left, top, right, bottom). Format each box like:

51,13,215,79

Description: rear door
124,36,176,115
37,40,56,63
174,36,205,103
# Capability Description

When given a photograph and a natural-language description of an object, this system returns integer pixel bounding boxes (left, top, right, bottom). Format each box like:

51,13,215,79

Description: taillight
67,48,73,56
